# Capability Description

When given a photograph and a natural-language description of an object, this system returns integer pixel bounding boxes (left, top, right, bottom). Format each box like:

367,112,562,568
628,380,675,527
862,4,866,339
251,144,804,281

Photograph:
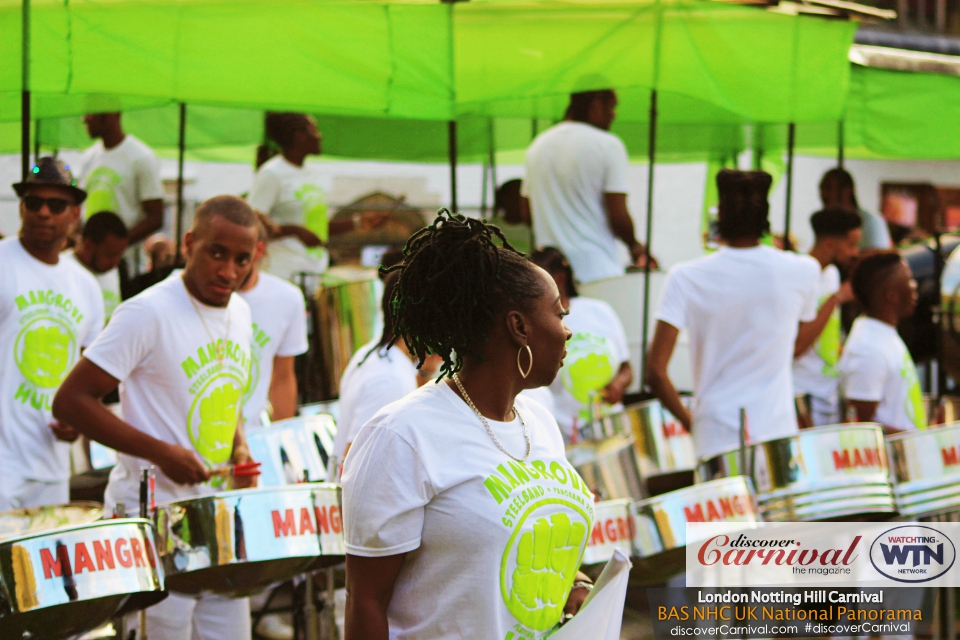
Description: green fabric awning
0,0,857,162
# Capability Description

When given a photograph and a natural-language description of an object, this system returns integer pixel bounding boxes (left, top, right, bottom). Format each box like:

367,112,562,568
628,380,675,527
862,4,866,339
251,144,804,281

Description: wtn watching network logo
869,525,957,583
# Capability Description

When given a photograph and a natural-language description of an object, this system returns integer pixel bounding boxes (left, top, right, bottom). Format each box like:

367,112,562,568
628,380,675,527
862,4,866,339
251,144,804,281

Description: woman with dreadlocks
341,210,594,639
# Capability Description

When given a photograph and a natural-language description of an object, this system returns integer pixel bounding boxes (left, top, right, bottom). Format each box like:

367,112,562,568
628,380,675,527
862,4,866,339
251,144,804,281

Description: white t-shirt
793,264,841,402
523,121,631,283
63,251,122,323
839,316,927,431
549,296,630,436
342,382,594,639
78,134,163,230
0,238,104,483
332,339,418,463
83,273,253,509
248,155,328,280
656,246,820,459
238,272,308,427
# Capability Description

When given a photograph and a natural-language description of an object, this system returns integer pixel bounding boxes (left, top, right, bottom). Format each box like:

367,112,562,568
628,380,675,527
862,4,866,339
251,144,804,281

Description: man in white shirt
793,208,861,426
820,168,892,250
1,158,104,510
239,229,309,428
521,89,652,283
53,195,260,640
66,211,128,322
839,252,926,432
78,112,164,247
645,169,820,459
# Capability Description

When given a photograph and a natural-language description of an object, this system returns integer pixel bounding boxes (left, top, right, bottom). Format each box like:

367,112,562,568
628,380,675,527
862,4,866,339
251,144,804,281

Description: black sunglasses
23,195,72,214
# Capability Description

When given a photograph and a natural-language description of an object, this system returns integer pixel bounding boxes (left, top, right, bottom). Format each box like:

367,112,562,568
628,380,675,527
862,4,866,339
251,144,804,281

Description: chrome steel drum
155,483,344,596
887,422,960,518
299,400,340,424
582,499,636,566
313,267,383,399
630,477,760,584
568,434,645,502
590,400,696,476
0,518,164,640
700,424,896,521
247,414,337,486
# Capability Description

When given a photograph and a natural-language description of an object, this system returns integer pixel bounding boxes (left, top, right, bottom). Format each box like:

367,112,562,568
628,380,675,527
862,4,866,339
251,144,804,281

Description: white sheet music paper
550,548,632,639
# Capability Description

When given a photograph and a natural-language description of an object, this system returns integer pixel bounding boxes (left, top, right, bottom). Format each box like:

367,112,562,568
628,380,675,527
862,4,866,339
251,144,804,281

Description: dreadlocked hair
382,209,545,380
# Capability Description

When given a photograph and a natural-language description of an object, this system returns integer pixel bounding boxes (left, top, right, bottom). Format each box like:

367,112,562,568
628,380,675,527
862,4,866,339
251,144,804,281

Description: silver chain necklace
451,373,530,462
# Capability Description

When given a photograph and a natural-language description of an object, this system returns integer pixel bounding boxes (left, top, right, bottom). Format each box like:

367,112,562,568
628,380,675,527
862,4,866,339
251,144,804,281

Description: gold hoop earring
518,345,533,379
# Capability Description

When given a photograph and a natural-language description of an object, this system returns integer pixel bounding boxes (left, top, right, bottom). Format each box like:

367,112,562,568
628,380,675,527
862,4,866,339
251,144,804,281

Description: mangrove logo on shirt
295,184,329,243
561,332,617,405
815,302,841,378
902,351,928,430
13,289,84,411
83,167,122,217
102,290,121,322
181,339,251,464
242,323,271,406
484,458,594,637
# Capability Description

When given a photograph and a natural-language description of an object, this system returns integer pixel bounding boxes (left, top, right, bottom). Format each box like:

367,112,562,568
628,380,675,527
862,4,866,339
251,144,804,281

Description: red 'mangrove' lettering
832,448,882,471
41,544,72,579
942,446,960,467
39,537,153,579
272,509,296,537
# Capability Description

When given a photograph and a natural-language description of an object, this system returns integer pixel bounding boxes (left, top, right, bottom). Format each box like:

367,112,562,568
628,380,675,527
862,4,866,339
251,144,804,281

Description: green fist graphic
506,512,586,630
19,325,72,388
565,352,614,404
194,383,241,463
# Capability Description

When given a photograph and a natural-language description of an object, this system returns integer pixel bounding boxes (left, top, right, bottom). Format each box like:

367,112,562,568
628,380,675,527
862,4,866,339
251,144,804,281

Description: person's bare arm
127,199,164,245
847,398,902,434
52,358,210,484
604,193,655,268
345,553,407,640
230,418,257,488
645,321,691,429
794,282,852,357
601,361,633,405
268,355,298,421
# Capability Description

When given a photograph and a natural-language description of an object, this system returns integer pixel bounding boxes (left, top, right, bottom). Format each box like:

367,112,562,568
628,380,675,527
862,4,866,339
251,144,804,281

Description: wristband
571,580,594,591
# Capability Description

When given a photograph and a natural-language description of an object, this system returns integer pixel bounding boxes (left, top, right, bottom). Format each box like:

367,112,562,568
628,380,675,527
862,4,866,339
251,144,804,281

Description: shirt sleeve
134,149,164,202
655,268,687,331
346,374,413,445
82,299,154,382
276,288,309,357
839,348,888,402
341,425,432,557
603,136,630,194
248,169,281,216
798,259,820,323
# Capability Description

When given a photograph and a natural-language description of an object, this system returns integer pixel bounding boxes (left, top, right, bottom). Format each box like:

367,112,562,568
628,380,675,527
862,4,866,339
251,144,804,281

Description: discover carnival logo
869,525,956,583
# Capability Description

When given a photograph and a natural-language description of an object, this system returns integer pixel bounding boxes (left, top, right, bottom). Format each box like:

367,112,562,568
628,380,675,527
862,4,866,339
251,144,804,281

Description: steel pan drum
887,422,960,518
630,477,760,584
155,483,344,597
0,518,164,640
0,502,103,540
582,499,636,566
313,267,383,400
699,424,896,521
247,414,337,486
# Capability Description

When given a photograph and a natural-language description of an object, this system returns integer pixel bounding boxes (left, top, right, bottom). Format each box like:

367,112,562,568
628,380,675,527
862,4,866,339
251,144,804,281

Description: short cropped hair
850,251,902,309
192,195,258,233
264,112,312,149
716,169,772,241
82,211,128,243
810,207,862,239
566,90,616,123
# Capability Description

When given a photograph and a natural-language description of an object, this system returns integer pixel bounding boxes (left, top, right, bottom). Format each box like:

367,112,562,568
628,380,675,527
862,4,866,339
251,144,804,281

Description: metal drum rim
155,482,340,508
886,421,960,444
0,517,153,546
698,423,886,464
635,475,754,510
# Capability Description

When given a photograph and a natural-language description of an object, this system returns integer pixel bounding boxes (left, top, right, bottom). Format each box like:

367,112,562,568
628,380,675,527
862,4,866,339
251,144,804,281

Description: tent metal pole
837,120,845,168
640,89,658,382
489,118,497,217
33,119,39,163
480,161,489,219
175,103,187,260
21,0,30,180
448,120,458,212
783,122,796,251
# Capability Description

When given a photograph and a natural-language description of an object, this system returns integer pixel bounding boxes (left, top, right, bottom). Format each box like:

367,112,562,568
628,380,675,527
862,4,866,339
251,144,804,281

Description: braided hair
383,209,546,380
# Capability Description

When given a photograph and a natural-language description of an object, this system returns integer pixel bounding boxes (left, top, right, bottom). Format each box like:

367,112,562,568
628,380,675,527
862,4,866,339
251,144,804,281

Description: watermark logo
869,525,956,583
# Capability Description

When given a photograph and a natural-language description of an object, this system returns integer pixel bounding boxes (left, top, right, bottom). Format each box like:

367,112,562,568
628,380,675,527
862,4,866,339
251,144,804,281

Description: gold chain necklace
451,373,530,462
183,276,231,368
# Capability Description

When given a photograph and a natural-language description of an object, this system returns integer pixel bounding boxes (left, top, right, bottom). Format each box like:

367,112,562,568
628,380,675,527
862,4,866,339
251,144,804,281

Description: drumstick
209,462,262,478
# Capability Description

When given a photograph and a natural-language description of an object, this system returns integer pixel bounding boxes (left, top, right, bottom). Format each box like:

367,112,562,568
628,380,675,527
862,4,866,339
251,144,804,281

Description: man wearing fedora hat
645,169,821,461
0,157,105,510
